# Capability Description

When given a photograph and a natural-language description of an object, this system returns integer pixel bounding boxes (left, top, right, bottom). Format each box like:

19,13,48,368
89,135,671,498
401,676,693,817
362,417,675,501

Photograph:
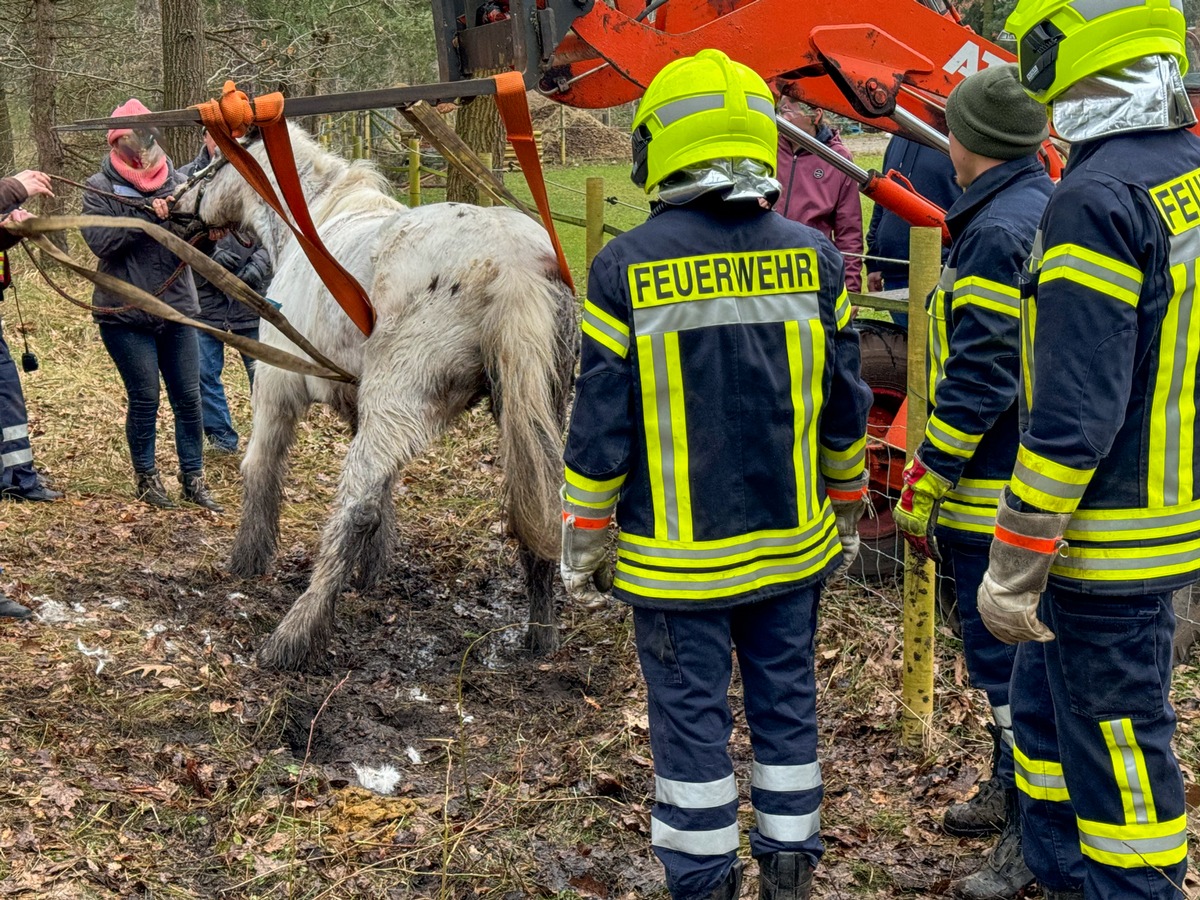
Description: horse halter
169,152,229,231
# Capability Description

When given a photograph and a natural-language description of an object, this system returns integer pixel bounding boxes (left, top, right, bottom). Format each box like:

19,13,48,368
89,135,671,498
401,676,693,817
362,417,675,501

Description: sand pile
528,93,632,162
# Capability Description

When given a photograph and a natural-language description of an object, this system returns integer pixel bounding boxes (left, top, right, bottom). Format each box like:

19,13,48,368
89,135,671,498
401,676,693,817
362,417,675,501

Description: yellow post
585,176,605,291
408,138,421,207
901,226,942,748
478,153,493,207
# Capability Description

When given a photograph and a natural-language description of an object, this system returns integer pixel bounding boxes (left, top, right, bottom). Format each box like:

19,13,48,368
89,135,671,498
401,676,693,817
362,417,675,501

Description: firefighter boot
136,470,177,509
944,723,1007,838
951,789,1034,900
758,852,813,899
181,472,224,513
706,859,744,900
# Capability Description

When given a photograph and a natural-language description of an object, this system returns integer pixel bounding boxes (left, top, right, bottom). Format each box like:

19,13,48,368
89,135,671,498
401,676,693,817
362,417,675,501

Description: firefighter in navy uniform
890,65,1053,900
981,2,1196,898
560,50,872,900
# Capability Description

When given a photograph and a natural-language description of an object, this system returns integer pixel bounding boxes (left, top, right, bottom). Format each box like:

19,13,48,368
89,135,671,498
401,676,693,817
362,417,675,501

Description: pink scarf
109,149,169,194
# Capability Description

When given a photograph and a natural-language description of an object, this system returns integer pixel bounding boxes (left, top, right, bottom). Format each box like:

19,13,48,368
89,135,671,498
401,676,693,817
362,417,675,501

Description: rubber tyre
847,321,908,582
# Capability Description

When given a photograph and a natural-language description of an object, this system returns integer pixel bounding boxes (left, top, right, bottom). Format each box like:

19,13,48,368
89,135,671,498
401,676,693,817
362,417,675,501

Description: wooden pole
408,138,421,207
559,105,567,166
585,176,604,290
901,226,942,748
477,153,493,207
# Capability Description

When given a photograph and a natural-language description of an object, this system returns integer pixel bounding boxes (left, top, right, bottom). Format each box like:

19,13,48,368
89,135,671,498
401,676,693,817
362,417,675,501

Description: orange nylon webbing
194,82,376,336
492,72,575,293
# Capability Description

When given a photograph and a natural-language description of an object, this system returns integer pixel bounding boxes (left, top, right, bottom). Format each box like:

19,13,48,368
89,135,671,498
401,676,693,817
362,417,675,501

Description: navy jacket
563,199,872,610
1014,128,1200,594
865,136,960,288
919,156,1052,548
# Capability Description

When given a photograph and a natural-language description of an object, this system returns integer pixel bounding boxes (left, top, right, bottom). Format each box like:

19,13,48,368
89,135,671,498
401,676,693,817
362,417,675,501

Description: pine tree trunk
160,0,207,165
446,93,504,204
30,0,66,250
0,69,16,178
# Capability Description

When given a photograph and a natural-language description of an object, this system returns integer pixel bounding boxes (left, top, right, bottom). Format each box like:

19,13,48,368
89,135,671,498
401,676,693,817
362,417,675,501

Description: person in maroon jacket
774,92,864,292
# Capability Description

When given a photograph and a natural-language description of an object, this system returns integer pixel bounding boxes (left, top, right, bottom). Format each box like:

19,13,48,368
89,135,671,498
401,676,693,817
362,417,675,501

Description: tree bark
0,69,16,178
30,0,66,250
446,93,504,204
160,0,207,165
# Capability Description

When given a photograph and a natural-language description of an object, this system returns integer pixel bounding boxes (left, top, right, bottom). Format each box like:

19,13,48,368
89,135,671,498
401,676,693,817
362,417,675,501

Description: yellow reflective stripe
807,322,826,519
925,413,982,460
927,287,951,404
619,518,832,569
1064,497,1200,538
1077,814,1188,869
834,288,852,330
663,333,692,543
936,500,997,533
1149,257,1200,506
1013,744,1070,802
1041,243,1144,307
1052,532,1200,581
563,467,625,511
819,435,866,480
1021,292,1037,410
785,320,821,520
564,467,625,496
951,275,1021,318
1011,445,1094,514
638,333,668,539
581,299,630,358
1101,719,1156,826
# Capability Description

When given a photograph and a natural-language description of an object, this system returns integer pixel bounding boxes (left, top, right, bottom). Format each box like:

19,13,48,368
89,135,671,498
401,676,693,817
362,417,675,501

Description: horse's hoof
525,623,560,656
257,633,310,672
229,551,271,579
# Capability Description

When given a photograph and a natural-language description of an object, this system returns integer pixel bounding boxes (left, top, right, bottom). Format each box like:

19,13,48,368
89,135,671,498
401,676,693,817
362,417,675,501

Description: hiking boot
2,483,63,501
0,593,33,620
945,724,1007,838
136,470,177,509
759,851,813,900
180,471,223,513
951,789,1034,900
706,858,743,900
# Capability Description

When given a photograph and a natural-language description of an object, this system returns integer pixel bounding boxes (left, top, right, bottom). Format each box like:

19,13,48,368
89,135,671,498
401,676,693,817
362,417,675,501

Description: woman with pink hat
80,98,222,512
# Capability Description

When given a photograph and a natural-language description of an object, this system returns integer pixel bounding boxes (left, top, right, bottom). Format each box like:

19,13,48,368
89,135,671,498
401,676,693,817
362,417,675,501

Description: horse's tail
481,263,577,562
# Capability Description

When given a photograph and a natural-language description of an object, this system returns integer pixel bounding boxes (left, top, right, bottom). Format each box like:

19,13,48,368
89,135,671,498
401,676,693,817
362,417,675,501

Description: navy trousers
0,316,38,494
1013,587,1187,898
940,539,1018,783
633,584,823,900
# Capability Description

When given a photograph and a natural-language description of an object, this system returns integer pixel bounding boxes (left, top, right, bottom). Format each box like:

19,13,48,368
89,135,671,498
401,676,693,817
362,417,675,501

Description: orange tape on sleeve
492,72,575,294
994,524,1059,555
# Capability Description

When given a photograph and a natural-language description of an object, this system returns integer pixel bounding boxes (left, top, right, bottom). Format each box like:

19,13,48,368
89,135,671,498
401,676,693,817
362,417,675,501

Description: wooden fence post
408,138,421,207
559,106,567,166
478,153,493,207
585,176,605,291
901,226,942,748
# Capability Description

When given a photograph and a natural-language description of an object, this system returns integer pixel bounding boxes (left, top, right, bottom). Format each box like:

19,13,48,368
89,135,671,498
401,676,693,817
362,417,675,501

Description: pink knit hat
107,98,153,146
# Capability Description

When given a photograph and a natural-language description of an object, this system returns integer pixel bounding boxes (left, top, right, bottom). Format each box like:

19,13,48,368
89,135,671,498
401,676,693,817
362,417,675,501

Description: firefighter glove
560,491,614,609
893,454,952,559
828,475,869,580
978,491,1070,644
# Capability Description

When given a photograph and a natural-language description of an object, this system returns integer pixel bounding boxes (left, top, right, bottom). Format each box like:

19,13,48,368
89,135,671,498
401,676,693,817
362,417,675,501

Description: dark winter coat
180,148,270,331
80,156,199,329
0,176,29,253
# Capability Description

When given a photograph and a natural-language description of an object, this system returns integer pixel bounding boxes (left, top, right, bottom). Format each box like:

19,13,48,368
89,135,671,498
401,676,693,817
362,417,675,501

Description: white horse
176,125,576,670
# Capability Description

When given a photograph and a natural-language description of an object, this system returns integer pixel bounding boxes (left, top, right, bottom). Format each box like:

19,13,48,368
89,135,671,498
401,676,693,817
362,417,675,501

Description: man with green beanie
891,63,1052,900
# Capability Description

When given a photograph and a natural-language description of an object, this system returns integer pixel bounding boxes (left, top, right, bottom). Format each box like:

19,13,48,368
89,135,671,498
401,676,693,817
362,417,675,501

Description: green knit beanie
945,64,1049,160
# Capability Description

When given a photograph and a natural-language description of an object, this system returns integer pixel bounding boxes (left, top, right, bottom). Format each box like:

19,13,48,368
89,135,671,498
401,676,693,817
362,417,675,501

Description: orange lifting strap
194,82,377,336
491,71,575,294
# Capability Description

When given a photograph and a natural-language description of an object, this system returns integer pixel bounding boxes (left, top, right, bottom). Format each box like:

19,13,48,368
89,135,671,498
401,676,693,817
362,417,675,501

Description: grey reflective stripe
656,774,738,809
619,551,835,593
952,282,1021,315
1066,503,1200,535
563,482,620,506
1,423,29,442
747,96,776,120
563,496,615,518
752,760,822,793
795,320,819,520
1041,253,1143,298
620,517,829,561
754,809,821,842
2,448,33,469
1015,758,1068,792
820,445,865,475
1060,541,1200,572
1029,231,1044,272
938,265,957,292
1079,828,1187,858
999,728,1015,748
643,332,683,541
582,304,630,356
937,505,996,529
948,482,1004,503
1156,231,1200,506
1101,720,1150,824
1012,458,1089,502
1069,0,1143,19
834,291,852,328
992,705,1012,729
926,418,980,454
654,94,725,128
632,292,821,336
651,817,740,855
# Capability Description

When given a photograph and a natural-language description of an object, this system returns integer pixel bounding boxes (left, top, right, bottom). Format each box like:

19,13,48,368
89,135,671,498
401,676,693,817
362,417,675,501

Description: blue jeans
197,326,257,450
634,585,824,899
99,322,204,475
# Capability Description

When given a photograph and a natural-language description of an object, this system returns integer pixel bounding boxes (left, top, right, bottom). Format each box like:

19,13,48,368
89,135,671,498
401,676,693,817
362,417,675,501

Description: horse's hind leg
521,547,558,654
230,369,307,578
352,473,397,591
258,397,439,671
